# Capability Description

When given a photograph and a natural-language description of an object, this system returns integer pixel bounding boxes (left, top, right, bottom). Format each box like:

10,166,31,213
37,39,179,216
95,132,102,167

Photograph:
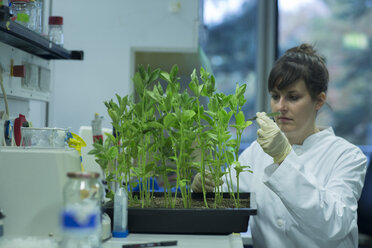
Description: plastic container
21,127,68,148
61,172,103,248
48,16,64,46
10,0,31,28
112,187,129,238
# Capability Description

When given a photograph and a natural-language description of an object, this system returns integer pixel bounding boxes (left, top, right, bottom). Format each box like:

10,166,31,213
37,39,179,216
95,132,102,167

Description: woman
191,43,367,248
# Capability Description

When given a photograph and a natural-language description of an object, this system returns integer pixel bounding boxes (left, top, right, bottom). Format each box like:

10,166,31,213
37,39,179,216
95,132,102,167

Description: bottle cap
49,16,63,25
67,171,100,179
112,229,129,238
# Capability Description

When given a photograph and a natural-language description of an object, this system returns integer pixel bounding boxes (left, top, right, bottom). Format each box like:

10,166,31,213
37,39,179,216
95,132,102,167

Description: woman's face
270,79,325,144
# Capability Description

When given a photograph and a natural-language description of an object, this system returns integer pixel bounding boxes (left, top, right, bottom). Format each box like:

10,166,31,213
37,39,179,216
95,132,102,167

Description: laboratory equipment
91,113,103,144
10,0,31,28
61,172,102,248
112,187,128,238
0,146,80,239
21,127,68,148
28,0,41,33
48,16,64,46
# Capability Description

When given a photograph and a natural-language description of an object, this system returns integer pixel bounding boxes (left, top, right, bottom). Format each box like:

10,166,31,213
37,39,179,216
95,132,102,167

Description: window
278,0,372,156
201,0,259,143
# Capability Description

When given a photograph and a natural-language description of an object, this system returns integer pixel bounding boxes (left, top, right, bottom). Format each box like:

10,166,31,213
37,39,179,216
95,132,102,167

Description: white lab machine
0,147,81,239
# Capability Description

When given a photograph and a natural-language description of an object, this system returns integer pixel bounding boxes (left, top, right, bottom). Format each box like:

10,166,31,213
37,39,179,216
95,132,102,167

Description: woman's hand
256,112,292,164
191,172,216,192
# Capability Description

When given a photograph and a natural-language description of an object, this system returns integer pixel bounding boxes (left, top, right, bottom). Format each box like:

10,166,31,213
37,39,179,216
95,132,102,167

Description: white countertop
103,233,244,248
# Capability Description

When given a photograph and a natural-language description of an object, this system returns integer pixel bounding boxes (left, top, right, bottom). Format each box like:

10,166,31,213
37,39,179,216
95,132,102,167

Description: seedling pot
103,192,257,235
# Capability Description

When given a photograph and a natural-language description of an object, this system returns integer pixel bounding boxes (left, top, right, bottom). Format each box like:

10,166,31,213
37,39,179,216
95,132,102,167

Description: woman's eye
271,95,279,100
289,95,299,101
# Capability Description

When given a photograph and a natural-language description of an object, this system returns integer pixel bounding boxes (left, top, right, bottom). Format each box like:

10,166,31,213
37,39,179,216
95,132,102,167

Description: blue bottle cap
112,229,129,238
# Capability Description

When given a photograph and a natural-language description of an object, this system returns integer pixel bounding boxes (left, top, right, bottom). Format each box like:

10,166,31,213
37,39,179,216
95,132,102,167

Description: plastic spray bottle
112,186,128,238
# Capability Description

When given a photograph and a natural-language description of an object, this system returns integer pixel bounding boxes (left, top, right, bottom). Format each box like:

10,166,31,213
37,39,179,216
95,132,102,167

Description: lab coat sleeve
262,145,367,241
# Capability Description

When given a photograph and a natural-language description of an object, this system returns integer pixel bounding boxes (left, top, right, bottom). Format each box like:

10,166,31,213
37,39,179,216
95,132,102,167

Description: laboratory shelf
0,5,83,60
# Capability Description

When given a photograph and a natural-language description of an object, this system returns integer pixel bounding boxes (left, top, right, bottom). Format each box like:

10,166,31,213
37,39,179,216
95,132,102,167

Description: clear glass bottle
10,0,31,28
61,172,103,248
34,0,42,33
48,16,64,46
28,0,41,33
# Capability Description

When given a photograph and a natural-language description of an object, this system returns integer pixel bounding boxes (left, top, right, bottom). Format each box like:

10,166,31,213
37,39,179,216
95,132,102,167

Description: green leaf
189,80,198,96
244,121,253,129
105,133,117,143
236,111,245,126
107,146,118,160
148,69,160,84
226,149,235,163
170,64,179,82
132,72,144,94
157,82,164,96
200,113,214,126
164,113,176,128
108,109,119,123
208,97,218,112
160,71,171,83
181,110,196,123
139,65,147,80
146,90,160,102
207,132,218,141
235,83,247,98
146,121,164,129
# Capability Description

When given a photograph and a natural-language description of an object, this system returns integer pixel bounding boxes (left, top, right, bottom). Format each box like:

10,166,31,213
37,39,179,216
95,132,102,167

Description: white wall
50,0,199,133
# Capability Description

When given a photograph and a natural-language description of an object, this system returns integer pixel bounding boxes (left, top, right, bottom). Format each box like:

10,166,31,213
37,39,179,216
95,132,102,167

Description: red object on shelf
48,16,63,25
12,65,25,78
14,114,27,146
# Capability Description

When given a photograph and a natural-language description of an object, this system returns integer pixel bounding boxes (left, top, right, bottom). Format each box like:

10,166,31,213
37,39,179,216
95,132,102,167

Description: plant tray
103,192,257,235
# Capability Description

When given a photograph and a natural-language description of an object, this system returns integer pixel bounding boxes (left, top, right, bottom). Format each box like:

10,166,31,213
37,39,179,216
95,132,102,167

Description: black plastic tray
103,192,257,235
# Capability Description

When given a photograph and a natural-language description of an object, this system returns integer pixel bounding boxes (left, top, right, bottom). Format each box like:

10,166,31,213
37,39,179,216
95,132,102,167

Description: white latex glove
256,112,292,164
191,172,216,192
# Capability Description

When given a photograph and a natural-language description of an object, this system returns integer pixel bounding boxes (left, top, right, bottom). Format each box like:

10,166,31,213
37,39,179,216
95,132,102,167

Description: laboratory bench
103,233,246,248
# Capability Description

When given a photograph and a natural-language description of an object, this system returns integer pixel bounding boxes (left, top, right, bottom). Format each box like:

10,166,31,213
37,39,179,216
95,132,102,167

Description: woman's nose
277,97,287,111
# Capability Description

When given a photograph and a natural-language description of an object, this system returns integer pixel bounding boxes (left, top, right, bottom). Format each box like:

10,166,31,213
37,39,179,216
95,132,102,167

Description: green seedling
90,65,254,209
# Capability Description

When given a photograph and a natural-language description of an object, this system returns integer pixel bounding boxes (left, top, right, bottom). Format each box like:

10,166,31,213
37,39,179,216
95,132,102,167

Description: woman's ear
315,92,326,110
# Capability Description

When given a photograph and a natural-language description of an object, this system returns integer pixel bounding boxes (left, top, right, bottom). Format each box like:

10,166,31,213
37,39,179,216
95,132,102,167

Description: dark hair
268,43,329,99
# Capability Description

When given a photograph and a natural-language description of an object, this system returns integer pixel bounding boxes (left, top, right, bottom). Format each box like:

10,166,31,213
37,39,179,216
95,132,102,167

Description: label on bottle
62,202,100,233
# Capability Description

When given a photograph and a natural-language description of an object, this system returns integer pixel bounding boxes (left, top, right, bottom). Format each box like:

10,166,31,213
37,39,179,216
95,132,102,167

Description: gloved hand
191,172,216,192
256,112,292,164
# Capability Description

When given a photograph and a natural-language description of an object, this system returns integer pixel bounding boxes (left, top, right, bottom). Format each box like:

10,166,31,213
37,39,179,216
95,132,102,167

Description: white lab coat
223,127,367,248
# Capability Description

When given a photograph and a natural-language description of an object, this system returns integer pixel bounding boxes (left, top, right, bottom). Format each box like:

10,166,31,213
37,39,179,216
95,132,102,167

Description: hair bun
287,43,316,55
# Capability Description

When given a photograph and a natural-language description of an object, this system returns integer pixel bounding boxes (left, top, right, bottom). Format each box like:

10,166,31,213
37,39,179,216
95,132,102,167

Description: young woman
192,43,367,248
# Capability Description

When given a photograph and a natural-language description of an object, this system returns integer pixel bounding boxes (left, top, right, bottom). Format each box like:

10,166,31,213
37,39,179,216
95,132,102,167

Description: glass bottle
61,172,103,248
34,0,42,33
48,16,64,46
10,0,31,28
28,0,41,32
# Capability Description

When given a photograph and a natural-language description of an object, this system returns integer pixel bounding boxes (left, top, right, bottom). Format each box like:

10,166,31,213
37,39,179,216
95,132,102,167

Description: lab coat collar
293,127,334,149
